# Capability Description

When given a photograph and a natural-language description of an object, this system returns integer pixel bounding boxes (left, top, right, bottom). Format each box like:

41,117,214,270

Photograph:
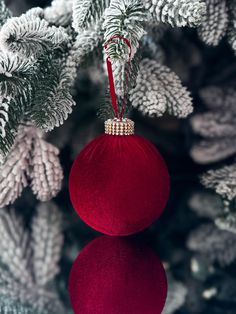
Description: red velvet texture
69,236,167,314
69,134,170,236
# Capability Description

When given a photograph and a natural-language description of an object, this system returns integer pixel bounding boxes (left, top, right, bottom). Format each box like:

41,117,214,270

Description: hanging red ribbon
104,36,132,120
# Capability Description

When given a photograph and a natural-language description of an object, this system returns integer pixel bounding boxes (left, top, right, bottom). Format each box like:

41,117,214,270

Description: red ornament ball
69,236,167,314
69,129,170,236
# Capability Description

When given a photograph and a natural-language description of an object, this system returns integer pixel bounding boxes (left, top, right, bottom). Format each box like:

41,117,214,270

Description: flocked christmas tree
1,0,236,313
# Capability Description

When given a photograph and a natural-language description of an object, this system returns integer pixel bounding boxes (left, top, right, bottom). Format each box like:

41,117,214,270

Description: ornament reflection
69,236,167,314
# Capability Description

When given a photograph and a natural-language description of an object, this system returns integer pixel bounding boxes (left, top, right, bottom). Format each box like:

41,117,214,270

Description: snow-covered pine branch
0,51,36,97
44,0,73,26
30,63,76,132
109,52,140,97
73,22,104,64
0,96,9,139
32,202,63,286
196,0,236,53
102,0,147,97
163,273,187,314
30,131,63,202
191,86,236,164
103,0,147,60
0,126,32,206
0,126,63,207
0,9,77,158
73,0,110,32
0,52,35,153
0,0,11,28
190,84,236,235
189,191,223,219
215,211,236,235
129,58,193,118
192,111,236,139
0,209,33,286
199,86,236,111
227,0,236,52
189,180,236,237
0,203,65,314
187,223,236,267
0,13,69,58
201,163,236,201
198,0,228,46
188,190,236,237
144,0,206,27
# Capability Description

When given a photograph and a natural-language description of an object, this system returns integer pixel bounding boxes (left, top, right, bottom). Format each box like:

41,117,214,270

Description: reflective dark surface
69,236,167,314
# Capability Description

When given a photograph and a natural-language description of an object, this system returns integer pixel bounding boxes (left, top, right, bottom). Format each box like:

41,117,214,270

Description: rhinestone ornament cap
105,118,135,136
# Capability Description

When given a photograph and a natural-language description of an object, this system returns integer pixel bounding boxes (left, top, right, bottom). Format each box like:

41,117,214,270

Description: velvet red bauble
69,132,170,236
69,236,167,314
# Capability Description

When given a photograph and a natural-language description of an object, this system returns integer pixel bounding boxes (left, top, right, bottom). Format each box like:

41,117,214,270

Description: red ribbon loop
104,36,132,120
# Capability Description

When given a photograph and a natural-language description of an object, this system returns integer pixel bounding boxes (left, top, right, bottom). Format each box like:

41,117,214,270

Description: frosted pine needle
163,273,187,314
201,163,236,201
198,0,228,46
0,126,63,207
191,86,236,164
129,59,193,118
30,131,63,202
187,223,236,267
144,0,206,27
0,203,64,313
